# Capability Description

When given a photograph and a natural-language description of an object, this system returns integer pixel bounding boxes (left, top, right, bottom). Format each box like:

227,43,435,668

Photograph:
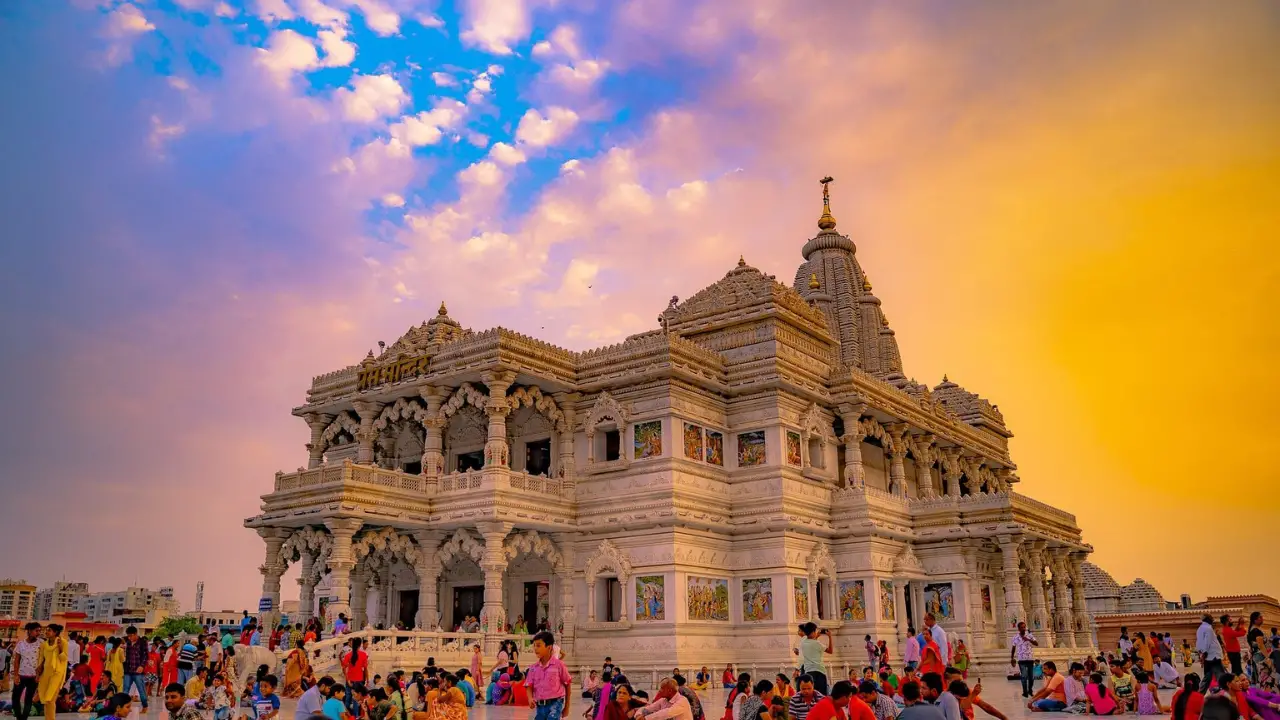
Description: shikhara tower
247,177,1093,672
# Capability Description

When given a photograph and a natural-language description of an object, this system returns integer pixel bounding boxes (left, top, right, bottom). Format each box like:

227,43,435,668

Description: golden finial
808,273,820,290
738,255,746,267
862,275,872,292
438,301,448,316
942,374,950,383
818,176,837,231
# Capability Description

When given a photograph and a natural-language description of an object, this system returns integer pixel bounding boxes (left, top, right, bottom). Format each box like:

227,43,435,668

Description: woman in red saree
161,641,179,689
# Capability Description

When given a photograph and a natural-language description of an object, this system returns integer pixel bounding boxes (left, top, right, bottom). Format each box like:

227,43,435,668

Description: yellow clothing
37,638,68,703
107,648,125,688
1135,640,1153,671
187,677,206,699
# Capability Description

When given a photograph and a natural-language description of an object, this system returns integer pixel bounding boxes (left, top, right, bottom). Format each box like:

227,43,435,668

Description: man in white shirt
294,676,334,720
66,632,81,674
903,627,921,671
636,680,693,720
1152,659,1180,688
1009,622,1039,698
1196,615,1224,692
924,614,948,664
11,623,42,720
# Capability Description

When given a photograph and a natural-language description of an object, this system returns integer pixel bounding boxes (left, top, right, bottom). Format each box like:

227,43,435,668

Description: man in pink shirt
526,631,572,720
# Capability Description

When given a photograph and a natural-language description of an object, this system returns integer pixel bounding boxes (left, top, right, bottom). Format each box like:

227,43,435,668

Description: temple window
525,438,552,476
604,430,621,461
808,437,825,469
597,577,622,621
457,450,484,472
402,460,422,475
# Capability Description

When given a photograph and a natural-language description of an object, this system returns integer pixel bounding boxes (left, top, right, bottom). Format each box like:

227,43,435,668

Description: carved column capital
481,370,517,399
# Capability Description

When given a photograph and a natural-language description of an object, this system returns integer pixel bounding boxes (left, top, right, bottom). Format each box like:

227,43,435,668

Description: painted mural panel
839,580,866,621
634,420,663,459
981,585,994,622
635,575,666,621
737,430,766,467
706,431,724,466
879,580,895,621
683,423,704,460
923,582,955,621
742,578,773,622
786,431,802,466
687,576,729,621
794,578,810,620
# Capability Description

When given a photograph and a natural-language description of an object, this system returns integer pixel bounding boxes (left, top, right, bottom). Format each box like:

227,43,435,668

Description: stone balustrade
274,460,426,493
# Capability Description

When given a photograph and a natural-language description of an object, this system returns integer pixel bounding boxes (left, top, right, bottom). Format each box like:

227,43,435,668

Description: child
322,684,347,720
99,692,132,720
212,674,233,720
1134,670,1166,715
253,675,281,720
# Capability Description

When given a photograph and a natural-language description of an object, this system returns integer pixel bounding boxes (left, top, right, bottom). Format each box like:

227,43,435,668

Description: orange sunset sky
0,0,1277,610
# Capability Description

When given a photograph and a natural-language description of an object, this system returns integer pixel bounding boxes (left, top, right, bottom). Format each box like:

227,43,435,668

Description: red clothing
1223,626,1246,653
146,651,160,675
1233,690,1251,720
1171,689,1205,720
723,670,735,686
342,649,369,684
72,664,93,687
512,682,529,706
87,644,106,693
919,638,944,677
807,696,875,720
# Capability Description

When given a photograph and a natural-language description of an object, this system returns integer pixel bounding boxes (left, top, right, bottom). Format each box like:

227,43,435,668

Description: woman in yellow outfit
36,623,68,720
106,638,125,696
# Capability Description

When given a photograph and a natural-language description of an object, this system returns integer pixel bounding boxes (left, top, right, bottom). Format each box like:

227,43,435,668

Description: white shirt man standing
1196,615,1224,693
924,614,948,664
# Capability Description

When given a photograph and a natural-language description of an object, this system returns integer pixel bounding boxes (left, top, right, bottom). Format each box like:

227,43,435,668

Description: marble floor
101,670,1189,720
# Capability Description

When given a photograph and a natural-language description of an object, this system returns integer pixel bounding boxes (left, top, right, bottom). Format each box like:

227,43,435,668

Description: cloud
431,72,457,87
381,193,406,207
459,0,528,54
334,73,408,123
295,0,347,28
457,159,503,187
389,100,466,147
488,141,526,166
347,0,400,36
317,28,357,67
545,59,608,93
256,29,320,81
100,3,155,67
514,106,579,147
252,0,295,22
531,24,581,60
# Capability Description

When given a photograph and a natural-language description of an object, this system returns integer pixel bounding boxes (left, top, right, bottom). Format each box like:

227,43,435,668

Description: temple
244,178,1094,671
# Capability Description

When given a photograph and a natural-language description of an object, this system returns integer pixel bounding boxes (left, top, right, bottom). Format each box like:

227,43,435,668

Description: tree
152,615,202,640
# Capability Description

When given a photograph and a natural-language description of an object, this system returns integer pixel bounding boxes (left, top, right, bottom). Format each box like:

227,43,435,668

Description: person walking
1011,621,1039,699
122,626,150,712
525,631,571,720
1224,616,1248,676
1199,614,1226,693
11,623,41,720
923,614,948,665
35,623,68,720
794,623,833,695
903,628,920,672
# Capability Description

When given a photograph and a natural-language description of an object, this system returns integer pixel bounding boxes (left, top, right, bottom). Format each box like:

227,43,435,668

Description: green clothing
799,638,828,676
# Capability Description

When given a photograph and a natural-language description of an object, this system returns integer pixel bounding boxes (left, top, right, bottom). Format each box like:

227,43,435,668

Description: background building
34,581,90,621
78,586,180,622
0,579,37,620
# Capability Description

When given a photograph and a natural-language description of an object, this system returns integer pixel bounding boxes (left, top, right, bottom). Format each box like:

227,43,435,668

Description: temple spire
818,176,837,232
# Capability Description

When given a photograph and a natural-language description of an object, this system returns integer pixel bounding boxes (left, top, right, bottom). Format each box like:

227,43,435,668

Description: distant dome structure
1082,562,1122,614
1119,578,1167,613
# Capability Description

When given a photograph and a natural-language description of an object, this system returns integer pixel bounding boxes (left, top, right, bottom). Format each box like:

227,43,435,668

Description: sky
0,0,1278,612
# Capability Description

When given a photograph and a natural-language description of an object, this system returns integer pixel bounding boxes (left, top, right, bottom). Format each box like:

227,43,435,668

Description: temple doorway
522,581,549,631
454,586,483,626
398,590,419,629
904,589,915,629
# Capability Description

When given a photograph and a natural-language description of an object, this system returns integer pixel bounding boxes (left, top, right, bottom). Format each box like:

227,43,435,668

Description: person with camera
794,624,834,696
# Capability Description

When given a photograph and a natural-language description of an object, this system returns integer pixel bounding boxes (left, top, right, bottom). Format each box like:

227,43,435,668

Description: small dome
1119,578,1166,613
1081,562,1122,600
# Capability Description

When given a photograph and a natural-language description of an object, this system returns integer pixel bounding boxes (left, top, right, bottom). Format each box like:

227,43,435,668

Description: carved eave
576,332,728,391
1010,493,1088,550
431,328,577,386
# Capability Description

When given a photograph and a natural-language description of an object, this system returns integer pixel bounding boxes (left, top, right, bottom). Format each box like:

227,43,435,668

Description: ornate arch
504,529,562,570
507,386,566,433
353,527,422,566
585,391,628,433
435,528,485,567
800,403,828,443
858,419,889,446
439,383,488,421
320,413,361,450
583,539,632,586
806,543,837,583
374,397,428,430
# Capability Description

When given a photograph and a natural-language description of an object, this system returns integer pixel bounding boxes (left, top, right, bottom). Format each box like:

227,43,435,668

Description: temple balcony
273,460,428,493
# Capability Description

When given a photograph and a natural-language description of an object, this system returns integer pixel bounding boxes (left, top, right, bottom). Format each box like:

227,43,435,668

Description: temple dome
1081,562,1122,600
1119,578,1166,613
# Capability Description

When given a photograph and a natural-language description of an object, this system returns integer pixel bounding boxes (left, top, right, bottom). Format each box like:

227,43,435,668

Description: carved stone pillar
941,448,963,497
351,568,370,629
911,434,937,498
419,386,447,484
352,401,385,465
838,405,867,487
305,413,335,469
477,522,513,649
886,424,908,497
482,371,515,468
324,518,364,628
1025,542,1051,643
998,535,1025,644
962,542,986,649
297,550,316,624
554,532,577,656
413,530,444,630
1049,549,1075,648
1070,553,1093,647
553,393,578,494
257,527,291,639
892,580,907,630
